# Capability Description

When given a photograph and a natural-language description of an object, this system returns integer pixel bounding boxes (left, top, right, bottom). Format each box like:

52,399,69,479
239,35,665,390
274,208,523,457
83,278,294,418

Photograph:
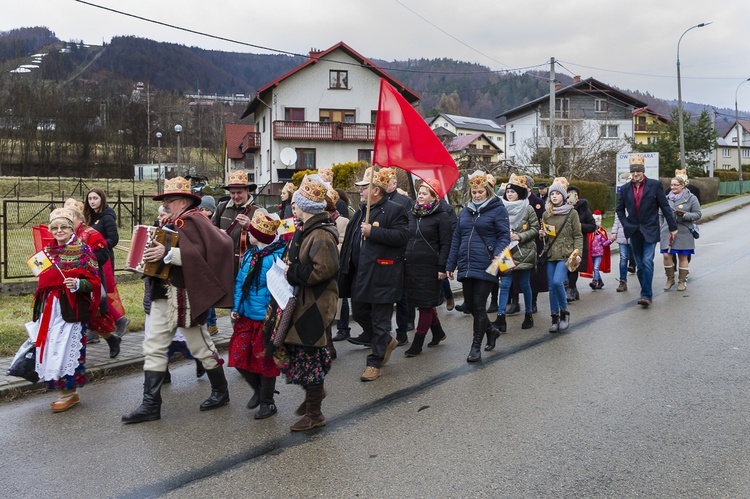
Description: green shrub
290,169,318,187
332,161,370,189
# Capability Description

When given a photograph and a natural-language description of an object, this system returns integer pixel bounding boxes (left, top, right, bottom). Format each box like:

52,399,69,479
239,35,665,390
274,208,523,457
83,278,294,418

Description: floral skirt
229,317,279,377
284,344,331,386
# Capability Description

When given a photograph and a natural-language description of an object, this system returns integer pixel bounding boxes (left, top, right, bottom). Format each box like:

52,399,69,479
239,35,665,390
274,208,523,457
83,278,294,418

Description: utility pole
549,57,556,177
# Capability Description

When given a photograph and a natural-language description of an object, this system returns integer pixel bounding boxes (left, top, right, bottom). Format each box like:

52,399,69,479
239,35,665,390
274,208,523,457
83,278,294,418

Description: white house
428,114,505,160
716,120,750,171
239,41,420,193
498,77,647,175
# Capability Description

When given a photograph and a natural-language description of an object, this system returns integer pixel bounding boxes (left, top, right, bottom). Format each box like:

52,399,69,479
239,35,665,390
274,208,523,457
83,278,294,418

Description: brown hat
248,209,281,244
222,170,257,190
355,167,390,189
152,176,202,204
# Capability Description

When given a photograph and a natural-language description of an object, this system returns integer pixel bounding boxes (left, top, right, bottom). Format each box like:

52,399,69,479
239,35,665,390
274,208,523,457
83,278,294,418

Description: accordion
125,225,179,279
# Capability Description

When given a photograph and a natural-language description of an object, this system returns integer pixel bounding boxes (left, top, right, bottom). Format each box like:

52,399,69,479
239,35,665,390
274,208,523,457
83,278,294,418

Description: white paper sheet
267,258,294,309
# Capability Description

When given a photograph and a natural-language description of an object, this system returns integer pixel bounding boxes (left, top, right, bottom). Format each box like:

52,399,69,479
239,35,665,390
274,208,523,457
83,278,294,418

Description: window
509,131,516,145
555,98,570,118
743,149,750,158
285,107,305,121
319,109,355,123
722,148,731,158
595,99,608,113
358,149,373,163
295,148,316,169
731,137,738,143
600,124,618,138
245,155,254,169
329,70,348,89
722,164,732,170
262,116,266,133
371,111,378,124
648,136,657,144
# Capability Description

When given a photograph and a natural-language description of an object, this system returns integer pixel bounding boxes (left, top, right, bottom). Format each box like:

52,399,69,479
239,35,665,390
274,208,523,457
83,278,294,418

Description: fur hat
293,174,328,214
547,177,569,199
222,170,257,190
153,176,201,204
355,167,390,189
249,208,281,244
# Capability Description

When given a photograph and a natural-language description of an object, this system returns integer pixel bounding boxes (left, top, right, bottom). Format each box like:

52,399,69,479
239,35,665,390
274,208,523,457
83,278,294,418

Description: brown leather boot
616,280,628,292
677,268,689,291
663,266,675,290
291,384,326,431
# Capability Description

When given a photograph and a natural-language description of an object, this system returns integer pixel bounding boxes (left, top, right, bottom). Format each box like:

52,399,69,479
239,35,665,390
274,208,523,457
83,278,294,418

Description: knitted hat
524,175,535,189
199,195,216,213
249,209,281,244
547,177,569,199
318,168,334,183
222,169,257,190
420,178,442,197
293,174,328,214
153,176,201,204
593,209,602,226
355,167,390,189
629,155,645,172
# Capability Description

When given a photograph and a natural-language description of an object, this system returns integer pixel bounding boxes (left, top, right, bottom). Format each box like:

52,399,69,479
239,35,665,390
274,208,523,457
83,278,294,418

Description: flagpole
363,165,377,237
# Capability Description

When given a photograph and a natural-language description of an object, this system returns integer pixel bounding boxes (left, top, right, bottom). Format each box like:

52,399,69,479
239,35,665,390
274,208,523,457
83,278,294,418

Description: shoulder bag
538,210,572,265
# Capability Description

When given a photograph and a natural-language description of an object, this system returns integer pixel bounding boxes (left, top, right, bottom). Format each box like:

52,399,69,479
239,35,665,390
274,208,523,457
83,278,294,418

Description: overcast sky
4,0,750,115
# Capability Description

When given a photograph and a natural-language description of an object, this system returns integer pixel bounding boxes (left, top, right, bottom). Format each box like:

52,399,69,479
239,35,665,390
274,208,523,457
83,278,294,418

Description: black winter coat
90,206,118,265
572,199,595,274
405,204,451,308
338,196,409,304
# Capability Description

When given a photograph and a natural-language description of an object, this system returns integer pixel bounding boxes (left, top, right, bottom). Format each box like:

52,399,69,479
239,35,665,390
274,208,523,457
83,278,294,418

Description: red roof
224,124,254,159
633,106,670,123
445,133,501,153
241,41,420,118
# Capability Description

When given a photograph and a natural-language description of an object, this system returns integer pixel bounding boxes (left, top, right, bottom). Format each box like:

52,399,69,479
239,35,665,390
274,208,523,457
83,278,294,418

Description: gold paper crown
420,178,442,196
163,176,192,195
552,176,569,190
674,169,689,185
326,187,340,204
318,168,334,183
508,173,527,190
486,173,496,187
298,174,328,203
355,167,390,189
250,209,281,236
225,169,255,187
63,198,85,217
468,170,488,190
49,207,75,225
380,167,397,181
629,155,645,166
282,182,297,195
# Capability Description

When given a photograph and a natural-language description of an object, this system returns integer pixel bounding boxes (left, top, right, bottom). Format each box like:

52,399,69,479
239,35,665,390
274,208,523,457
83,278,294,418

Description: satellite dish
280,148,298,167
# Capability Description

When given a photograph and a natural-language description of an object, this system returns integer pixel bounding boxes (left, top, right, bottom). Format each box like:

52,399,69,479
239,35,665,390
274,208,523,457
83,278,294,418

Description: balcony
241,131,261,152
634,123,661,132
273,120,375,142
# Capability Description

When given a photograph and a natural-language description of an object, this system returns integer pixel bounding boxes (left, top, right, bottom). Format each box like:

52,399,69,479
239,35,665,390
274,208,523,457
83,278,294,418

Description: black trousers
351,300,393,368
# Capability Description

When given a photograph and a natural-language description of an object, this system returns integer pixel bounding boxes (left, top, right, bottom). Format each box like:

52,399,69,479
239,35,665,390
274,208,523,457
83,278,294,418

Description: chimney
573,75,581,83
309,48,322,59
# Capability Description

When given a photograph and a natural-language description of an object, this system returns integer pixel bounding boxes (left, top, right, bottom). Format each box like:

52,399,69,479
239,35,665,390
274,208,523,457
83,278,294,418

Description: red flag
373,79,459,197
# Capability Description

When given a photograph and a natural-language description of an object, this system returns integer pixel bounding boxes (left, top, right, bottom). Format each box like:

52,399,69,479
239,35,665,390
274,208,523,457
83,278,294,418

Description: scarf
470,197,490,211
551,203,574,216
240,238,286,302
667,190,684,202
412,199,440,217
503,198,529,229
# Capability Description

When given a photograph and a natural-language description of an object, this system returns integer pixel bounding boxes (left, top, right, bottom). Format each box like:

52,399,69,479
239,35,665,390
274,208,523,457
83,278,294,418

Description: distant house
716,120,750,171
222,123,257,182
632,106,669,145
239,41,419,193
444,133,503,167
428,114,505,160
498,77,647,174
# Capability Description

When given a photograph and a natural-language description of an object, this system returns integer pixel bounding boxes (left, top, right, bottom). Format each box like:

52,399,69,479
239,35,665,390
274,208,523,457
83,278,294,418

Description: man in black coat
339,168,409,382
616,155,677,307
565,185,596,302
383,168,415,345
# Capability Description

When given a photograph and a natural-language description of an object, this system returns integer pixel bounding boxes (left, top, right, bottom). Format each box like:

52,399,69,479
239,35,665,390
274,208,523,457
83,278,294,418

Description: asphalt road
1,208,749,498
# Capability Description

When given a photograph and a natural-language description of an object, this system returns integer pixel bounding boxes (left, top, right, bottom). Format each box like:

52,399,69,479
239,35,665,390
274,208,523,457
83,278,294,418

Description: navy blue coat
616,177,677,243
446,196,510,283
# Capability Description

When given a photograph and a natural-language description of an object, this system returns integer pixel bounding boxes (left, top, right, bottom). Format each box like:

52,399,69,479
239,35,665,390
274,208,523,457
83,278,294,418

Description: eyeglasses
670,183,682,187
162,197,181,204
49,225,72,232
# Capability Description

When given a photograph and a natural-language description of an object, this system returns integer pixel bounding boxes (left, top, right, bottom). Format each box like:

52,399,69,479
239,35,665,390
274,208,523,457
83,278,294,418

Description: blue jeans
617,243,630,282
206,307,217,327
629,232,656,299
498,269,532,313
546,261,569,314
592,256,602,281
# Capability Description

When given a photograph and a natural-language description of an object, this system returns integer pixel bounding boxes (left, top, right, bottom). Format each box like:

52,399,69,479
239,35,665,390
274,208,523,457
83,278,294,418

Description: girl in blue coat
446,171,510,363
229,209,286,420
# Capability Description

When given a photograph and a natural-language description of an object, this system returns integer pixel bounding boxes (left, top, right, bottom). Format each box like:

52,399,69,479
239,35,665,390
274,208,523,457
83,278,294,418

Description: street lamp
155,131,163,194
735,78,750,194
174,124,183,174
676,22,712,171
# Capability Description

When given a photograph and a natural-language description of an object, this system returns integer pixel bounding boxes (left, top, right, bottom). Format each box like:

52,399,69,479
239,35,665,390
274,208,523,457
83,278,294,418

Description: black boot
549,314,560,333
531,293,538,314
521,313,534,329
254,376,278,419
104,334,121,359
485,322,501,351
467,317,487,362
122,371,165,424
487,283,499,313
558,310,570,331
163,367,172,384
505,294,520,315
347,332,372,347
199,365,230,412
427,323,447,347
404,333,426,357
455,302,470,314
492,314,507,332
332,329,350,341
239,370,261,409
195,360,206,378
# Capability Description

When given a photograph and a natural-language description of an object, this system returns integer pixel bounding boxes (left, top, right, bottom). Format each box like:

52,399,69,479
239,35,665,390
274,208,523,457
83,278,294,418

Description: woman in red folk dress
32,208,100,412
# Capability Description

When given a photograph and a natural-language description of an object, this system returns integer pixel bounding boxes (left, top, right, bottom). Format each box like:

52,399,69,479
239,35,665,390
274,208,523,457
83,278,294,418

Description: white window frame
743,149,750,158
595,99,608,113
722,148,731,158
600,124,618,139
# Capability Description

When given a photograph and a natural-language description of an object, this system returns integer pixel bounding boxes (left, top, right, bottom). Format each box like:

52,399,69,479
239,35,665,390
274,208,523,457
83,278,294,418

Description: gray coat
659,189,701,251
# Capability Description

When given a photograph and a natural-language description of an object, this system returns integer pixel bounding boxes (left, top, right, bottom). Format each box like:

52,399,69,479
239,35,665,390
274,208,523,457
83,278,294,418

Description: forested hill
1,27,721,121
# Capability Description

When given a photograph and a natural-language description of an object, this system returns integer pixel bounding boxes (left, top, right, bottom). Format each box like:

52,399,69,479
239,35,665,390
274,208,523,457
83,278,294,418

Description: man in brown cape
122,177,235,424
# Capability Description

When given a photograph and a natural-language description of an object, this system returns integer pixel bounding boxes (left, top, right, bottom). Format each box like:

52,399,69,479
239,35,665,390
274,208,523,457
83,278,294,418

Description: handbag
539,210,572,265
270,287,298,347
6,339,39,383
681,222,699,239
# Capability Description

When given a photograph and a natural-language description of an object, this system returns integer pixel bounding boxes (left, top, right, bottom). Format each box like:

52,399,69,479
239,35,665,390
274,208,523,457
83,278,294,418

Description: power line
558,59,743,81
